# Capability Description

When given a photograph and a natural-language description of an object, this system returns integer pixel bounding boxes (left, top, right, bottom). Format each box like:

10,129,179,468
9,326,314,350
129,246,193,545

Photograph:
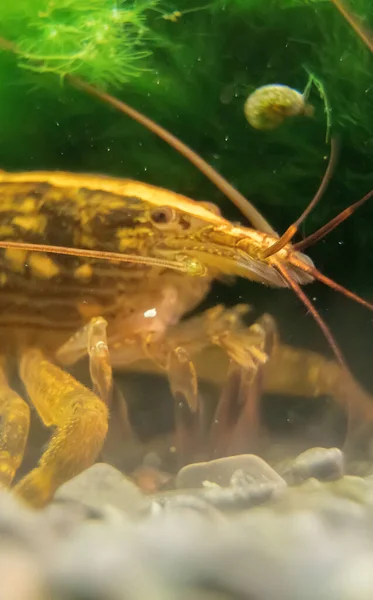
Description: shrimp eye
150,206,175,226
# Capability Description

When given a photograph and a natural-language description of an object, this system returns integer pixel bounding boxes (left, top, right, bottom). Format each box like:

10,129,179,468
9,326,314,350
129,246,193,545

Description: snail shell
244,84,314,130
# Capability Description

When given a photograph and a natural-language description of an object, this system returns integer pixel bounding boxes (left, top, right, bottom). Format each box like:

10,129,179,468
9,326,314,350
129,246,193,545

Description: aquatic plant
0,0,159,86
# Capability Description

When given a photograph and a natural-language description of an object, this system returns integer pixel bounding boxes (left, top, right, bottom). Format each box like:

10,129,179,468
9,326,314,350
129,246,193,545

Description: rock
331,554,373,600
54,463,151,519
0,488,52,551
155,461,285,514
282,447,344,485
151,490,223,519
133,491,373,600
0,545,45,600
176,455,286,489
201,481,281,511
260,476,370,531
327,475,370,504
152,483,278,515
46,523,172,600
43,499,98,537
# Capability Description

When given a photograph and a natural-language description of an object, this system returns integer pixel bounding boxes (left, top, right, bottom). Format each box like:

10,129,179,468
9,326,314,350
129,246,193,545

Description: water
0,0,372,483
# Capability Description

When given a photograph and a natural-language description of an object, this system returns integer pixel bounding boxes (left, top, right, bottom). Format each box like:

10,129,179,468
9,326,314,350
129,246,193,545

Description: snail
244,84,314,131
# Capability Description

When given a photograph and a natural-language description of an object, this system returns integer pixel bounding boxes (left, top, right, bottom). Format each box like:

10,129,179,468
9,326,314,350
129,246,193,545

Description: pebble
0,545,45,600
0,489,53,551
54,463,151,520
176,454,286,489
281,447,344,485
46,523,172,600
151,490,223,518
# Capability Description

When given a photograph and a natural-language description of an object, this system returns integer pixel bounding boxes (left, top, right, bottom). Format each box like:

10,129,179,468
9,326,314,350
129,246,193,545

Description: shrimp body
244,84,314,130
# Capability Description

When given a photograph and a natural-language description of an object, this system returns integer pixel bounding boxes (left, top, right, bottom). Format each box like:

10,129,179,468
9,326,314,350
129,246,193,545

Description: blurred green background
0,0,372,392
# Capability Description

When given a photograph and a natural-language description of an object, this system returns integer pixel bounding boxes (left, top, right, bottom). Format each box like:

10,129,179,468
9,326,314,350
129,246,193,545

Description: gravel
2,448,373,600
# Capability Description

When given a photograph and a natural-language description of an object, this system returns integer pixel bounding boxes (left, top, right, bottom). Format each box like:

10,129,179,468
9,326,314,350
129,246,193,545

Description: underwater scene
0,0,372,598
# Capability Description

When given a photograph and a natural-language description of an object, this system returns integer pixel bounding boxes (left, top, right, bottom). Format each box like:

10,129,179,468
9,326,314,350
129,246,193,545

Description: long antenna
273,258,346,366
330,0,373,53
294,189,373,251
262,136,339,258
288,254,373,313
0,240,202,274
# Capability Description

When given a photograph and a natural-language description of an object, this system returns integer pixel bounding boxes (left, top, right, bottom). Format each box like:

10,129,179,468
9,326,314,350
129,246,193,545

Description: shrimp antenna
294,189,373,251
262,136,339,258
330,0,373,53
284,252,373,366
287,254,373,314
274,252,373,368
273,259,346,366
0,240,201,274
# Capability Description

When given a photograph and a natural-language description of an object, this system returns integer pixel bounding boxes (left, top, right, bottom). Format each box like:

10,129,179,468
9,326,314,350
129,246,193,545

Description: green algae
0,0,159,86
